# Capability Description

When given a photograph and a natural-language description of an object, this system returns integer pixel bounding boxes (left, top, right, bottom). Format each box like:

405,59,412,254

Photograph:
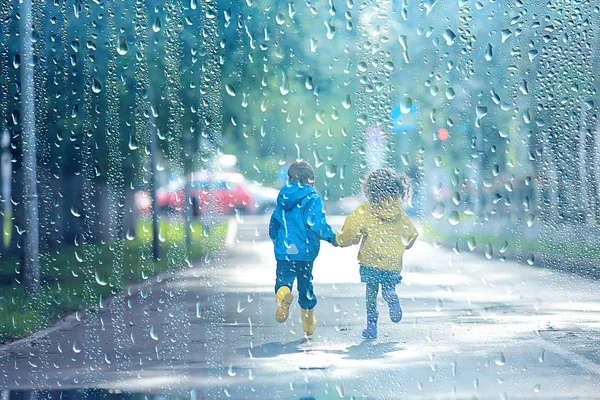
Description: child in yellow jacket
335,169,418,339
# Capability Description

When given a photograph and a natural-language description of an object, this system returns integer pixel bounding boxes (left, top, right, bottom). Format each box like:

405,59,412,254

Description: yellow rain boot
275,286,294,323
301,308,317,336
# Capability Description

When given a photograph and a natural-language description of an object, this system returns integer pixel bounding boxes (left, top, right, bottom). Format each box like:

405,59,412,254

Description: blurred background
1,0,600,389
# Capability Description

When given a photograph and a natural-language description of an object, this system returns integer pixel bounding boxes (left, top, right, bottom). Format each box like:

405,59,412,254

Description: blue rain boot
383,287,403,323
388,298,402,323
362,312,378,339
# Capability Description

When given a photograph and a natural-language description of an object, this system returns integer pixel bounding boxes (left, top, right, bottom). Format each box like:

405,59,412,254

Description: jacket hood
277,182,316,210
369,200,405,221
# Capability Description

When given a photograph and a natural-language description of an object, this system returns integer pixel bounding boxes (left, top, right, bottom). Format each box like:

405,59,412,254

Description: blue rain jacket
269,182,336,261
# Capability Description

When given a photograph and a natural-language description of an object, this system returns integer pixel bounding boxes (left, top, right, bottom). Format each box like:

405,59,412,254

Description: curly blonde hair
363,168,412,205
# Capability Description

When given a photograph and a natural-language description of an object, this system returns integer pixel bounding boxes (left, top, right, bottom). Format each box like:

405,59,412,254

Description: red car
135,172,256,216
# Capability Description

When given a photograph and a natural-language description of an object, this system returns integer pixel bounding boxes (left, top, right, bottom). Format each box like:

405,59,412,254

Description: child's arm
268,206,282,242
335,206,365,247
306,196,336,244
403,213,419,250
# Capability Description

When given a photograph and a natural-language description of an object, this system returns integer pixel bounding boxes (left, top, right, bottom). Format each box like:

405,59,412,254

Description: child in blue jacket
269,161,337,336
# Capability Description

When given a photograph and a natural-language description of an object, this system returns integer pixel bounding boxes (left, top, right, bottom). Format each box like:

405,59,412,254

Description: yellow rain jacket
335,201,418,272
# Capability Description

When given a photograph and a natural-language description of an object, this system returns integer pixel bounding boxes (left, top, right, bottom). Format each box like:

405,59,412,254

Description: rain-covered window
1,0,600,398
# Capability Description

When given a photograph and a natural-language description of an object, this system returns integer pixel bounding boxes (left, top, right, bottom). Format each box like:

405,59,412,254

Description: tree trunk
149,111,160,261
19,0,40,297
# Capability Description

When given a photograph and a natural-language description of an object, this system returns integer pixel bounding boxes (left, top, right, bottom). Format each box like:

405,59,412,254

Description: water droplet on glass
432,203,445,219
276,13,286,25
495,352,506,366
71,205,81,217
324,20,336,39
485,243,493,259
475,106,488,127
225,83,236,97
150,325,159,341
538,348,545,362
117,35,128,56
91,78,102,94
342,94,352,109
484,43,493,61
72,340,82,353
527,253,535,265
227,364,237,377
152,17,162,32
467,236,476,251
449,211,460,225
528,49,538,62
95,272,107,286
443,29,456,45
400,97,413,114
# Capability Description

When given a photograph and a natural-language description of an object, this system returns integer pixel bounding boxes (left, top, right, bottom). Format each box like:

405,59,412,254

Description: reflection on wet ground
2,391,317,400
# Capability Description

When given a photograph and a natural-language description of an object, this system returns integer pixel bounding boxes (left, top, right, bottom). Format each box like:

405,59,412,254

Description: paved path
1,215,600,399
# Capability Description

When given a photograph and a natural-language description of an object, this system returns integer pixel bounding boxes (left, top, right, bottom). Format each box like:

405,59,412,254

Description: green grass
422,220,600,264
0,218,227,343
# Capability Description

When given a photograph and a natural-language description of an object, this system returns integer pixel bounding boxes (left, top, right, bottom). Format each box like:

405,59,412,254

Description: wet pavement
1,216,600,399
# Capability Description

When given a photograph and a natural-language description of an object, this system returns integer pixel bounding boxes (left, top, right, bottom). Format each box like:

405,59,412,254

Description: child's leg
275,261,296,323
381,282,402,323
363,283,379,339
295,261,316,310
275,261,296,292
296,261,317,335
365,283,379,314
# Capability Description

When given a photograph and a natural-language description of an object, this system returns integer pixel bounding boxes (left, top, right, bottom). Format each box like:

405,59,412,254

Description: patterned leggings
365,282,399,314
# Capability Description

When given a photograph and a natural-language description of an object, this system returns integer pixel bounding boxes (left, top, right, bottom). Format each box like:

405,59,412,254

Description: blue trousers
275,260,317,310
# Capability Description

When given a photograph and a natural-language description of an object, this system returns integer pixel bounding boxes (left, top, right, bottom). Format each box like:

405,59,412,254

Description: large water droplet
528,49,538,62
484,43,493,61
225,83,236,97
276,13,286,25
467,236,476,251
495,352,506,366
95,272,107,286
117,35,129,56
72,340,82,354
228,364,237,377
449,211,460,225
432,202,445,219
443,29,456,45
342,94,352,109
485,243,493,259
149,325,159,341
400,97,413,114
91,78,102,94
152,17,162,32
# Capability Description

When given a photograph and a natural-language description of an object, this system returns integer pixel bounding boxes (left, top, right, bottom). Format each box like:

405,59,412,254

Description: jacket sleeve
335,206,364,247
268,206,282,242
402,212,419,249
306,196,336,243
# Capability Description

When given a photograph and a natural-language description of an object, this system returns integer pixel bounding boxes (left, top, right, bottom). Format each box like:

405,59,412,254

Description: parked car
135,172,257,217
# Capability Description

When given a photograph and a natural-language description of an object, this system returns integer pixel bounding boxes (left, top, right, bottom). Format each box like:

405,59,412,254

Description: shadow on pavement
236,338,403,361
343,340,404,360
236,339,306,358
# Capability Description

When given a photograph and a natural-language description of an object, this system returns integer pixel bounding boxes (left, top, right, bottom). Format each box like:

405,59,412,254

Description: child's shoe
362,312,378,339
275,286,294,323
301,308,317,335
388,299,402,323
